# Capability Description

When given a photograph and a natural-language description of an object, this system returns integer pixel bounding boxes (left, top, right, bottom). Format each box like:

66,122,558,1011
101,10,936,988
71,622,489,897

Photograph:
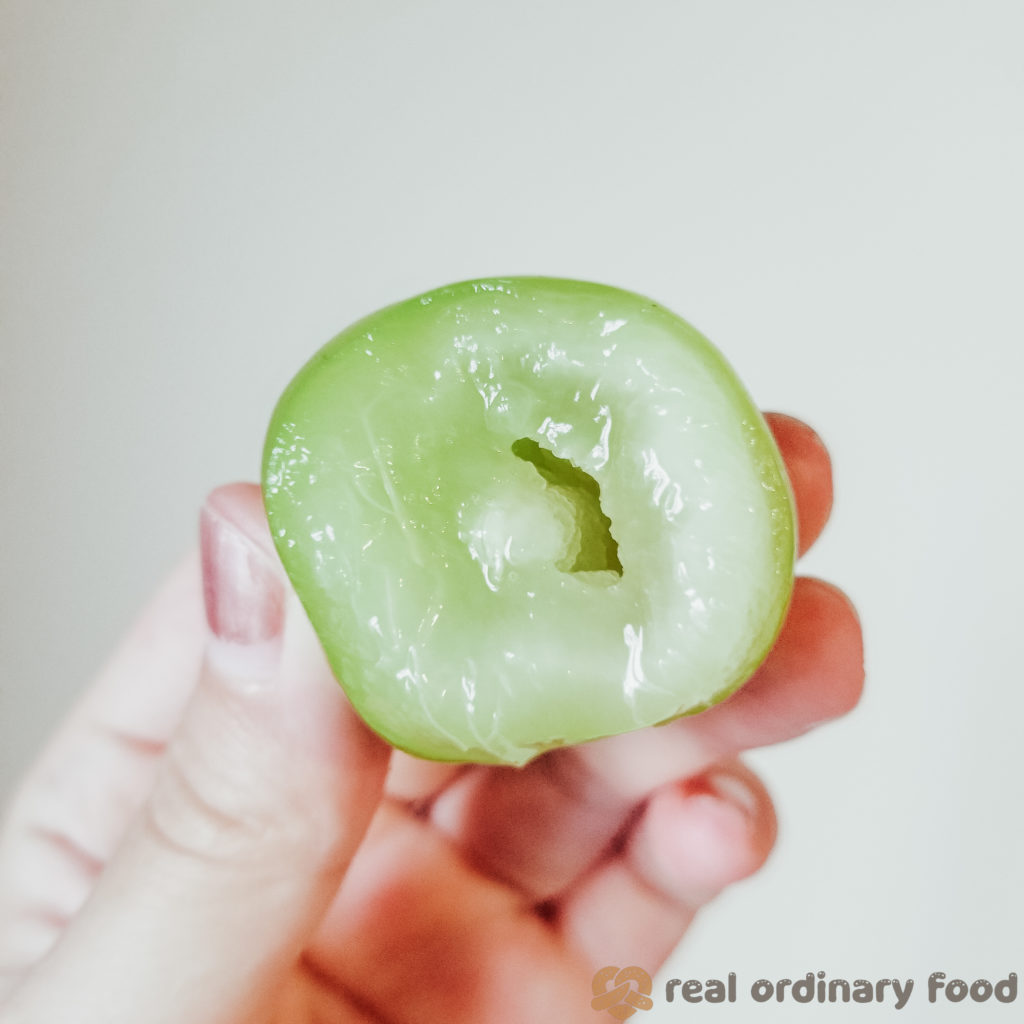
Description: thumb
6,484,390,1024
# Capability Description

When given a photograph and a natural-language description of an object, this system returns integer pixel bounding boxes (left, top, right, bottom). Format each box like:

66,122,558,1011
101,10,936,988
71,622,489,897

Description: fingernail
702,771,759,820
200,486,286,660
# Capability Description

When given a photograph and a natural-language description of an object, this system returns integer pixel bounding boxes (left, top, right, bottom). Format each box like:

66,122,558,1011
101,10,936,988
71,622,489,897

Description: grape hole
511,437,623,576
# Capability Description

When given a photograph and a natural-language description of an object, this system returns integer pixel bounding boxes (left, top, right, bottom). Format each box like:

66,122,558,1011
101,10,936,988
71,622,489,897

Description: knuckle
140,740,336,871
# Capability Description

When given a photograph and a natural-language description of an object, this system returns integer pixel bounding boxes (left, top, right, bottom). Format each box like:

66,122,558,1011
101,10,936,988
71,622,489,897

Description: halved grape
262,278,795,765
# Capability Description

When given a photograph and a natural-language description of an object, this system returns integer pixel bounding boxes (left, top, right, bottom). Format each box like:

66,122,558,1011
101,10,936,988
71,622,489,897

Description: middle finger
429,575,862,899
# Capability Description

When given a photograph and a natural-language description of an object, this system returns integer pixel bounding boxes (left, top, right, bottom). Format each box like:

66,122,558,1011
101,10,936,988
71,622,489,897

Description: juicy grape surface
263,278,795,765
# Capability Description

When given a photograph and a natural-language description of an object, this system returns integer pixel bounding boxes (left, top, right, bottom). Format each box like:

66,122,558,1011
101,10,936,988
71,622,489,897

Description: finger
303,803,589,1024
556,761,776,970
3,484,390,1024
385,750,465,808
576,576,864,798
764,412,833,557
0,553,205,992
301,767,773,1024
430,576,862,899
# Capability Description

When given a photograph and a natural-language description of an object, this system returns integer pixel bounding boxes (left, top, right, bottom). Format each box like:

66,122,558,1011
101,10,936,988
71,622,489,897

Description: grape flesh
263,278,795,765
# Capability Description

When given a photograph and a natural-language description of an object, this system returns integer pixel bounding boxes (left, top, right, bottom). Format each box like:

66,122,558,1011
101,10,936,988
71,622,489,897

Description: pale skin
0,413,863,1023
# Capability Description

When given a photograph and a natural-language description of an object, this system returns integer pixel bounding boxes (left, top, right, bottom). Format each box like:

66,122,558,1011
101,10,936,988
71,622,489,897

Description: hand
0,413,862,1023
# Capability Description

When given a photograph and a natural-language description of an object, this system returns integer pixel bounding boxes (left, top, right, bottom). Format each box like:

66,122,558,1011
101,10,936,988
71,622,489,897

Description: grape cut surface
262,277,796,765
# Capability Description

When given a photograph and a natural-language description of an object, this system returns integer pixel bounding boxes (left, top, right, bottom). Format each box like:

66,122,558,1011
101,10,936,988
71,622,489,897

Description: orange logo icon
591,965,654,1019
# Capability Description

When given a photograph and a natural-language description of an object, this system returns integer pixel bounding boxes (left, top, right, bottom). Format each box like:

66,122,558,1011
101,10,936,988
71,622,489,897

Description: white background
3,2,1023,1020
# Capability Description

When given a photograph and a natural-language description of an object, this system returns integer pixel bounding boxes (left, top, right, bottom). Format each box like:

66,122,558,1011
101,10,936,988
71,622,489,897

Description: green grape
262,277,795,765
